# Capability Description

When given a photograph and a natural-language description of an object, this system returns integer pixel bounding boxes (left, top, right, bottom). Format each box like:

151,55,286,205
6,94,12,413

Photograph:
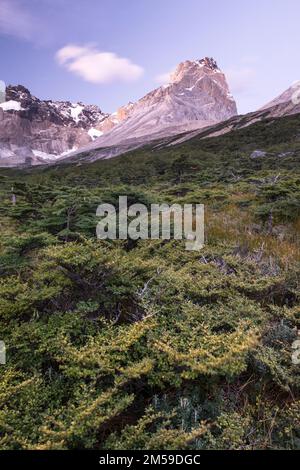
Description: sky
0,0,299,114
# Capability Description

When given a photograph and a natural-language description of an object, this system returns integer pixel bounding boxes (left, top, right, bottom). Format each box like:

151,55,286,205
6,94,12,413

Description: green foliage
0,113,299,449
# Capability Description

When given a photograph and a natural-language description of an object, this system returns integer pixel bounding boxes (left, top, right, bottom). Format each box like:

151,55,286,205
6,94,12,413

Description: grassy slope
0,114,299,449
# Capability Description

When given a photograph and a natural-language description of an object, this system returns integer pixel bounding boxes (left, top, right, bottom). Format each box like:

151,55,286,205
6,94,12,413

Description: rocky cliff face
259,81,300,116
2,59,300,168
65,57,237,162
0,85,108,167
96,57,237,139
65,68,300,165
1,58,238,167
163,80,300,148
97,102,135,133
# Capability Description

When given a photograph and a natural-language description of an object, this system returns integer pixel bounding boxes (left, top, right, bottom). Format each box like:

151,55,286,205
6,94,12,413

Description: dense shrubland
0,114,299,449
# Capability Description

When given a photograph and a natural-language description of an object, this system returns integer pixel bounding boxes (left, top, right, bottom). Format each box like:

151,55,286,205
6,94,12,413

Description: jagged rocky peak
6,84,32,102
2,84,108,129
68,55,238,163
199,56,219,69
1,56,238,167
0,84,109,167
170,56,220,83
96,56,235,136
133,54,237,123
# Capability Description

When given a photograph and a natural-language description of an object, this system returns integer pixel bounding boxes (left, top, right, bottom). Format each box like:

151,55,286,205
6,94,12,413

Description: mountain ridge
0,85,108,166
62,57,237,162
1,58,300,168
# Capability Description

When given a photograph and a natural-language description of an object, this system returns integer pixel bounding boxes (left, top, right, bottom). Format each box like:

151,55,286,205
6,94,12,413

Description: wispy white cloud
56,44,144,84
0,0,35,40
225,66,256,94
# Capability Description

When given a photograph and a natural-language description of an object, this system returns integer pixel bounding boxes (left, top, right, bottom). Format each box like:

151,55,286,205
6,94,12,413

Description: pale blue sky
0,0,299,113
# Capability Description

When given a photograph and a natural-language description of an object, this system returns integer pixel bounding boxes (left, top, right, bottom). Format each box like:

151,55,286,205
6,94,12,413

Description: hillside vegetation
0,114,299,449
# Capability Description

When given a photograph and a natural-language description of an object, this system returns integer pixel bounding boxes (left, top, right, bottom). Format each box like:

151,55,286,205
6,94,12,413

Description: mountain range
0,57,299,167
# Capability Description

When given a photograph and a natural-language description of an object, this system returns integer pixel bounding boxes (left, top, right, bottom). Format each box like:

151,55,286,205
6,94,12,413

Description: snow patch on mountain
0,85,109,167
70,104,84,123
66,56,238,162
0,100,24,111
88,128,104,140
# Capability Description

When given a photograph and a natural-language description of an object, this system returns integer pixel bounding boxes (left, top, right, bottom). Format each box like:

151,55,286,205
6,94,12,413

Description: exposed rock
97,102,135,133
250,150,267,159
65,56,237,163
2,61,300,168
260,81,300,112
0,85,108,167
278,151,294,158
